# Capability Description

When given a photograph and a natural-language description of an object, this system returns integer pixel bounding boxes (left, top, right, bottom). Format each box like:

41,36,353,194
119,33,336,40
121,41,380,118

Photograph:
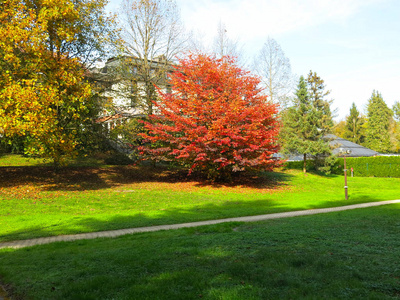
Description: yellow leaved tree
0,0,117,166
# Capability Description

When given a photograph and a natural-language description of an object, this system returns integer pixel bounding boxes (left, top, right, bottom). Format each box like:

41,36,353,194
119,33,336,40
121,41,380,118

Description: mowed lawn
0,204,399,299
0,154,399,242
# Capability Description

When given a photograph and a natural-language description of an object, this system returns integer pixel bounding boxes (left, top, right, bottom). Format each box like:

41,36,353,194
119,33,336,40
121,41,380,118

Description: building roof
280,134,380,161
326,134,380,157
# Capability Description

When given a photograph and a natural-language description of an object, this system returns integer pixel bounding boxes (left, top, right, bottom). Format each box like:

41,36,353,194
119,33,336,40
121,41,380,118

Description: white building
91,55,173,130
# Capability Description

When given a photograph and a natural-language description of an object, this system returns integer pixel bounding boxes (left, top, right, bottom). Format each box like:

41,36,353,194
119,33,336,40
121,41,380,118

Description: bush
336,156,400,178
283,160,314,171
140,53,281,181
283,155,338,174
104,152,134,165
284,156,400,178
285,156,400,178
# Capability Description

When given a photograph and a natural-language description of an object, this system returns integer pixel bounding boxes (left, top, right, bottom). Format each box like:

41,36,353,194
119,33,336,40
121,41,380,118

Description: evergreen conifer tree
365,90,392,153
281,75,331,173
344,102,365,144
306,71,334,133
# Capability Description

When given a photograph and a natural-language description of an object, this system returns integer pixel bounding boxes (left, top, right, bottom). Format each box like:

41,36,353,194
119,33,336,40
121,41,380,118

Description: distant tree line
2,0,398,180
334,92,400,154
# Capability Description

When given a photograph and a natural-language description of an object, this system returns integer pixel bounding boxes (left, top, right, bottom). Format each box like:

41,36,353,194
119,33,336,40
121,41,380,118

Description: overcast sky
107,0,400,121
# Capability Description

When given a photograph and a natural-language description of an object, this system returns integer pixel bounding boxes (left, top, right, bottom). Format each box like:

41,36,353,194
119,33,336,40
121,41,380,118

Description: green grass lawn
0,153,107,167
1,204,399,299
1,155,399,242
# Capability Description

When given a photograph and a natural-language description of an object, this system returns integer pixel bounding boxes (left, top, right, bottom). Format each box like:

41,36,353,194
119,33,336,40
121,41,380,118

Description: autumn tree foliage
139,53,281,180
0,0,116,165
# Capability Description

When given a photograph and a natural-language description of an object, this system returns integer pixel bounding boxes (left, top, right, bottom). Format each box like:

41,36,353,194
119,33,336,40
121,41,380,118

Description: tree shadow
304,195,398,210
0,166,113,191
0,197,293,242
2,193,397,244
184,169,293,190
0,165,293,191
1,201,400,300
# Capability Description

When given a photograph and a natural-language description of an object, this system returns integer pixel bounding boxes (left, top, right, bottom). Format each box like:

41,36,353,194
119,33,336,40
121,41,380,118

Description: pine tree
343,103,365,144
280,75,331,173
306,71,334,134
365,90,392,153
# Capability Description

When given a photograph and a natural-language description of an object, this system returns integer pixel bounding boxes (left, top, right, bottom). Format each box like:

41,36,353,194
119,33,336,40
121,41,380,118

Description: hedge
336,156,400,178
284,156,400,178
283,160,314,171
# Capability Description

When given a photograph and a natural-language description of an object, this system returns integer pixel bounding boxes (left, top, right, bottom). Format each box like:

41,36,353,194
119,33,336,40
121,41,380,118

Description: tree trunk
303,153,307,174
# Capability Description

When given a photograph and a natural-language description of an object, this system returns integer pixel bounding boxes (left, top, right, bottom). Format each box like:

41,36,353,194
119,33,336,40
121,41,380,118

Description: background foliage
0,0,117,165
285,156,400,178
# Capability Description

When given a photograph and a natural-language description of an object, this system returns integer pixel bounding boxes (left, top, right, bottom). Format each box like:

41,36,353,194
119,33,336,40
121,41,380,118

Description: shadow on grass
282,168,341,179
0,166,114,191
191,170,293,190
1,203,400,300
0,165,293,191
305,195,390,209
1,192,396,243
0,197,290,242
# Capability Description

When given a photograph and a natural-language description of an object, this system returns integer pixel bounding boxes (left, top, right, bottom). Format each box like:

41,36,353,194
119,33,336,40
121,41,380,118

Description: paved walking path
1,199,400,250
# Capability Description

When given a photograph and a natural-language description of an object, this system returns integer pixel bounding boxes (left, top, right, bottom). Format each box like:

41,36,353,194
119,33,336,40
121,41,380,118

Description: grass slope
1,160,400,242
0,204,399,299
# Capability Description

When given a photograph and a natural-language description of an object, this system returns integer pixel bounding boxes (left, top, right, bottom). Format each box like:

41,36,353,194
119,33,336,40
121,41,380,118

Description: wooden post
344,155,348,200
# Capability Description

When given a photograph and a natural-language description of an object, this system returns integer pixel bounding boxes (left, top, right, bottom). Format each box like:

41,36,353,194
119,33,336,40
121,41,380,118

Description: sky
107,0,400,121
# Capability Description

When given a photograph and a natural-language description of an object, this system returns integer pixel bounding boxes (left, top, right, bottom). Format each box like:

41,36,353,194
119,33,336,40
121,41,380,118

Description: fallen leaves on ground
0,165,290,200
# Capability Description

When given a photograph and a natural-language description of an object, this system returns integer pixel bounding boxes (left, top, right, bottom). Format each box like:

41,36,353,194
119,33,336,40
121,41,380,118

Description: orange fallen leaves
0,166,289,201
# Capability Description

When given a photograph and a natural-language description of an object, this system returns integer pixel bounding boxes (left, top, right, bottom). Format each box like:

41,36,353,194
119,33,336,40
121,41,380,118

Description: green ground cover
0,155,399,242
1,204,399,299
0,154,48,167
0,153,106,167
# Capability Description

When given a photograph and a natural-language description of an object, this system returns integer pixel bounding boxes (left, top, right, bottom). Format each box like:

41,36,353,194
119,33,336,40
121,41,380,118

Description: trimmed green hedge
283,160,314,171
284,156,400,178
336,156,400,178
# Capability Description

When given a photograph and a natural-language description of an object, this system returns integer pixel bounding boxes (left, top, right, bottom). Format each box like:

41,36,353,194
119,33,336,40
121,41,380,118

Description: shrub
337,156,400,178
104,152,134,165
139,53,282,181
285,156,400,178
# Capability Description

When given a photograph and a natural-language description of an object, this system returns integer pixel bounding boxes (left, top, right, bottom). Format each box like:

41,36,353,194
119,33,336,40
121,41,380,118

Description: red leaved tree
139,53,282,180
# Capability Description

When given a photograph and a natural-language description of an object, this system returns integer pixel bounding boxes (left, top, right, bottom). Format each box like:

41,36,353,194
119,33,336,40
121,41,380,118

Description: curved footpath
1,199,400,250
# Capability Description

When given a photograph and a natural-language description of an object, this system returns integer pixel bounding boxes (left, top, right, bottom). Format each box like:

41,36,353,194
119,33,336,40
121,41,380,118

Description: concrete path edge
1,199,399,250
